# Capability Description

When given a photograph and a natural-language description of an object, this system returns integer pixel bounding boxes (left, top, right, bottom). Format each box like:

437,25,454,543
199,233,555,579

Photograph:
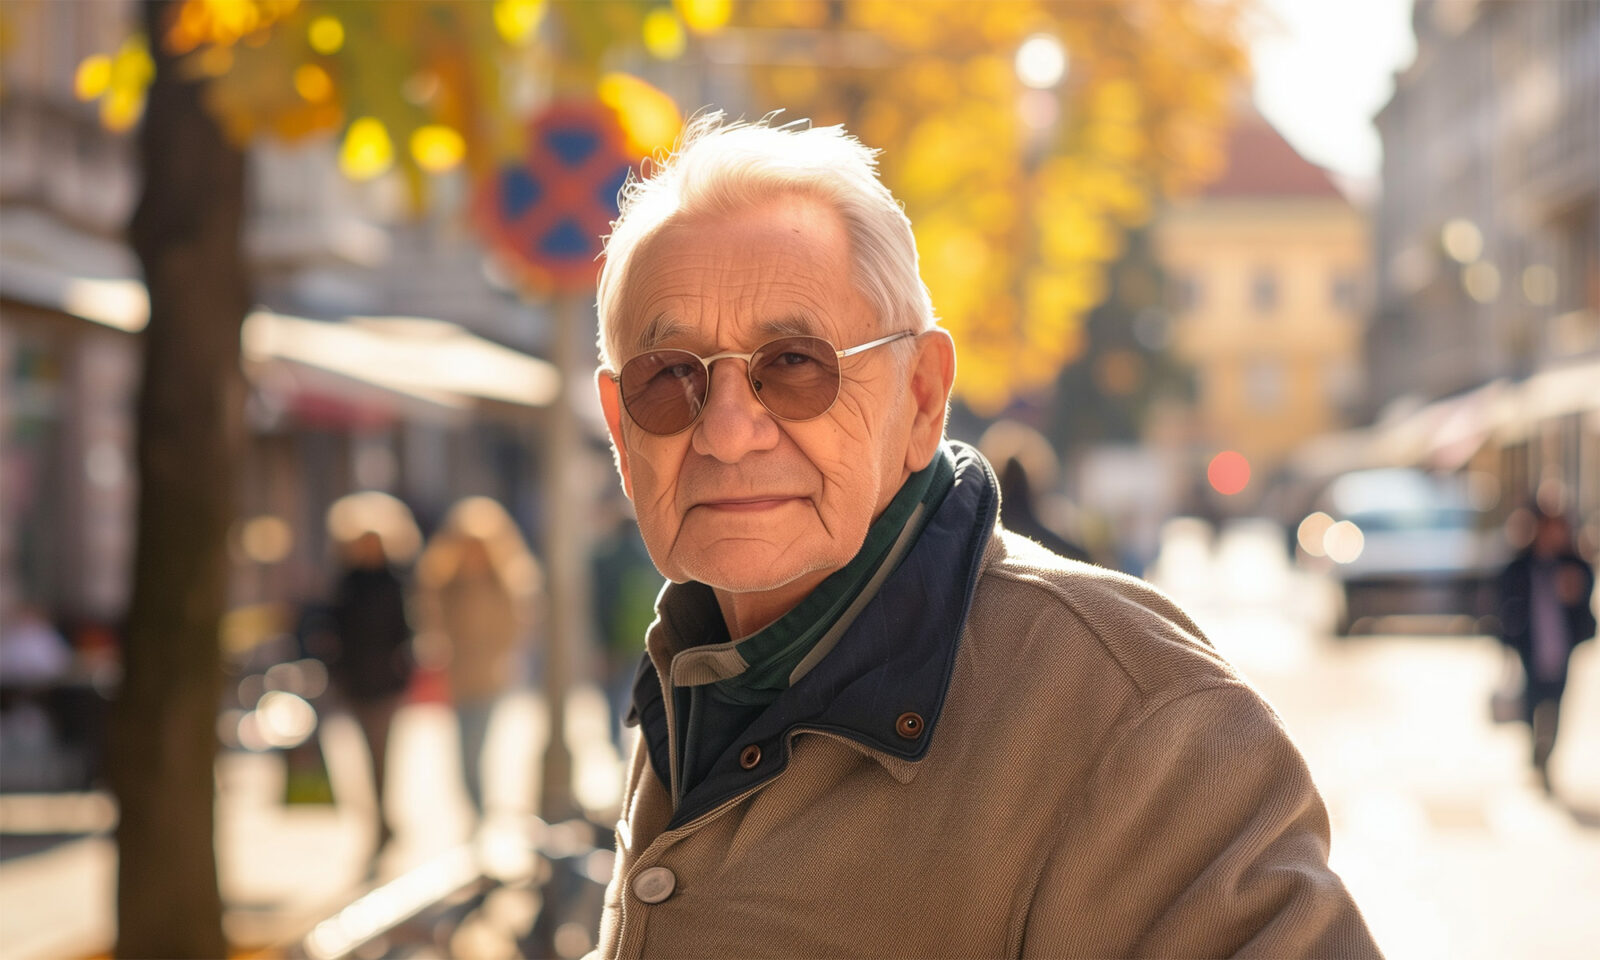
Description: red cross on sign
474,101,633,295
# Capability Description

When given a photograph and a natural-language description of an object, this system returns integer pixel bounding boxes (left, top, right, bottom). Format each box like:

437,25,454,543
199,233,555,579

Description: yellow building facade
1154,114,1368,485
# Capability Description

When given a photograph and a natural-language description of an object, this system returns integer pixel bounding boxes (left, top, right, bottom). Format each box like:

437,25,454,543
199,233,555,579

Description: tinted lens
749,336,841,420
619,350,707,435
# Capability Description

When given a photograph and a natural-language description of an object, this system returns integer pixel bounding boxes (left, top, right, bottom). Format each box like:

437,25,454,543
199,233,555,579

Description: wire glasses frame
611,329,915,436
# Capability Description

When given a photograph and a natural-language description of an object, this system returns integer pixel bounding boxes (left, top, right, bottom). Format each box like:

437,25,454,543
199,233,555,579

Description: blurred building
0,1,564,640
1154,107,1368,506
1367,0,1599,519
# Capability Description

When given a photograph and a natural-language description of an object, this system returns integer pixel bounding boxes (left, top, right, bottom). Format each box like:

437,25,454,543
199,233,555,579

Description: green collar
681,447,957,706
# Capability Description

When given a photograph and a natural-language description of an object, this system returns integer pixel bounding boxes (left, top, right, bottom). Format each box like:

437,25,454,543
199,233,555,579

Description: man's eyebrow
756,315,818,339
636,315,688,351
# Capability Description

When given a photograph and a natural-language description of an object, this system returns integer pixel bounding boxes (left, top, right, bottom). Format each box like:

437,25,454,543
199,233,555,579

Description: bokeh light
1462,261,1501,303
255,691,316,749
598,72,684,156
643,8,687,60
410,124,467,174
293,63,334,103
238,514,293,564
674,0,732,34
339,117,394,180
1297,511,1334,557
492,0,547,46
74,55,112,101
1441,218,1482,263
1207,450,1251,496
1015,33,1068,89
307,15,345,55
1521,264,1558,306
1323,520,1365,564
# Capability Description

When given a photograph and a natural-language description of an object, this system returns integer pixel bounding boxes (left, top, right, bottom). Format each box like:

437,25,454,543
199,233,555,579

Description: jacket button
739,744,762,769
632,866,676,903
895,711,924,739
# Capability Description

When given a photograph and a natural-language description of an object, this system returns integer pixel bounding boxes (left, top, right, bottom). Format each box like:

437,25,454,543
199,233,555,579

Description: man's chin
673,551,831,597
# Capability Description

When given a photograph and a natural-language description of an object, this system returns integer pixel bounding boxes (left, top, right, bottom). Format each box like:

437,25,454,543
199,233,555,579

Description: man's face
598,196,920,617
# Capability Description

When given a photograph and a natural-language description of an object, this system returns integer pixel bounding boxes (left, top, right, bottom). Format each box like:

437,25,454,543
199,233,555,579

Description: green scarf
708,446,957,706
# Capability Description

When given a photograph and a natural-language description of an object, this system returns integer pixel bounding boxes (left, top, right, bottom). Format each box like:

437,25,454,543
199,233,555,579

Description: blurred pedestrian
1497,504,1596,794
0,602,73,685
417,497,540,822
325,492,420,859
590,497,659,752
979,420,1093,563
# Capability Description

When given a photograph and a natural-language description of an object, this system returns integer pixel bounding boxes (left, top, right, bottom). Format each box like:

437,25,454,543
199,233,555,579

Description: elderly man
590,115,1379,959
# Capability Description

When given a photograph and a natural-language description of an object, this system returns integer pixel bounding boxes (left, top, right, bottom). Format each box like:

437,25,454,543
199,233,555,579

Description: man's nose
691,358,780,462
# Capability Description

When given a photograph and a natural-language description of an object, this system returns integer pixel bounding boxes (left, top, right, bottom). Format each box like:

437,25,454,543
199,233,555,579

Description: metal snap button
632,865,676,903
739,744,762,769
895,711,924,739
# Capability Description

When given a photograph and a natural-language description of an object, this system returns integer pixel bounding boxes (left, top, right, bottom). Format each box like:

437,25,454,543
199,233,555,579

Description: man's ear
904,329,956,472
595,369,635,501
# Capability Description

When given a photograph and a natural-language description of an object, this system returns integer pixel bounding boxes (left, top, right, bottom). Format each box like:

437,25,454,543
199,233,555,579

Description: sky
1248,0,1419,187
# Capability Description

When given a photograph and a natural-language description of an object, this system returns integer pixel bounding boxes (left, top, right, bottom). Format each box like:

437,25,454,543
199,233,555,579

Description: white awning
0,252,560,411
241,312,559,410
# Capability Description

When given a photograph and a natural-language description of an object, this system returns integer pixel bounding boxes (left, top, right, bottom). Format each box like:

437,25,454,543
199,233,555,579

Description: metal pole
537,294,590,822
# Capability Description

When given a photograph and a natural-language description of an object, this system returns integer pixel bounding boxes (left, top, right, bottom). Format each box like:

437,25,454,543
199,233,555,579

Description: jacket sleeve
1021,682,1382,959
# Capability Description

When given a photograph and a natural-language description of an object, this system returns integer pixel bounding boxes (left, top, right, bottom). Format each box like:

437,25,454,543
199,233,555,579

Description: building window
1245,359,1284,411
1331,272,1362,313
1251,268,1278,313
1172,274,1201,312
1324,361,1361,411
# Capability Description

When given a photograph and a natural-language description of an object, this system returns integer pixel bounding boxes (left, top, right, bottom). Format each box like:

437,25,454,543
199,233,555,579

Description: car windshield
1325,468,1479,528
1345,507,1479,533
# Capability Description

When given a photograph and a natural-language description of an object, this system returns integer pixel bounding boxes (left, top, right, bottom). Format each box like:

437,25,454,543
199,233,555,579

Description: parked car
1302,468,1504,634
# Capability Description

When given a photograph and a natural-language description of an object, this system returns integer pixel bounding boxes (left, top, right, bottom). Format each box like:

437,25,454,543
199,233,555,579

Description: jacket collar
630,441,1000,826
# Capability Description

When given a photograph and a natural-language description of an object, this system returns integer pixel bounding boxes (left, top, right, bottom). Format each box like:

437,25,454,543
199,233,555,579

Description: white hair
595,112,937,370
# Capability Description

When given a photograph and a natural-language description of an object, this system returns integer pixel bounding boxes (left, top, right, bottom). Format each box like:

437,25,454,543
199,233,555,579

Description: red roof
1201,114,1345,200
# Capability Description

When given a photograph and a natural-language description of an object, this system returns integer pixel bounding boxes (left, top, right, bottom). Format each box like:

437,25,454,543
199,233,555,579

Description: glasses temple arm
834,330,914,359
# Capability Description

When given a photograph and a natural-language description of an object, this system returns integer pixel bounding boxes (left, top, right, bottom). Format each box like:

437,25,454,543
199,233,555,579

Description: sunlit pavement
0,685,624,959
1149,521,1600,960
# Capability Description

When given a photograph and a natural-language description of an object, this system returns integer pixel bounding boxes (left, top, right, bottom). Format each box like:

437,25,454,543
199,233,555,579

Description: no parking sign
475,101,633,294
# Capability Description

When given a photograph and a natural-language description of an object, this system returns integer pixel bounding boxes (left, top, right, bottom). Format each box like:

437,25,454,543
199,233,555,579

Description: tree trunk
109,1,248,955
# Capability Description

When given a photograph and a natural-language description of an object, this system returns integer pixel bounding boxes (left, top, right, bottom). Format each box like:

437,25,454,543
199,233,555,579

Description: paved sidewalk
0,685,623,960
1153,523,1600,960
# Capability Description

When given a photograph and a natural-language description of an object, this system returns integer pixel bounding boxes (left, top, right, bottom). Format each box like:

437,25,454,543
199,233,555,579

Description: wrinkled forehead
612,196,871,355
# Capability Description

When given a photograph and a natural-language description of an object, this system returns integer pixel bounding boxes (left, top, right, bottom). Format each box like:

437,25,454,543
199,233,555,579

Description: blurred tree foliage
736,0,1248,414
79,0,686,207
1048,226,1191,450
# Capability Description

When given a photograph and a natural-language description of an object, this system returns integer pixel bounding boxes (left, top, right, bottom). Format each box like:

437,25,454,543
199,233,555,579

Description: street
3,527,1597,959
1151,521,1600,960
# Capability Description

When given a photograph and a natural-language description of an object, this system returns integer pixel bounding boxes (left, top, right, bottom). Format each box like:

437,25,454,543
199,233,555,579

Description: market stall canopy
1289,357,1600,481
0,250,560,412
241,312,560,410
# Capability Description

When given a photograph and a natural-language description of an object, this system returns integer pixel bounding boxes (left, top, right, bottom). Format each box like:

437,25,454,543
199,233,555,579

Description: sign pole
537,293,590,824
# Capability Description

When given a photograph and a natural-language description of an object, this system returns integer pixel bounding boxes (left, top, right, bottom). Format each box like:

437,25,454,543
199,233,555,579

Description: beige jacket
597,448,1378,959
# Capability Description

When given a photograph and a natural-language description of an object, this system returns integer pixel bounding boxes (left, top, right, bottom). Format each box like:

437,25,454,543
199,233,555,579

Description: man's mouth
696,496,804,512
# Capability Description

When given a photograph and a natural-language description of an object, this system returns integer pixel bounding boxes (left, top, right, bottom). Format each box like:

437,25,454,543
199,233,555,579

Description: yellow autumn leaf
340,117,394,180
673,0,732,34
643,8,687,60
307,15,343,55
598,72,684,158
75,55,112,101
410,124,466,174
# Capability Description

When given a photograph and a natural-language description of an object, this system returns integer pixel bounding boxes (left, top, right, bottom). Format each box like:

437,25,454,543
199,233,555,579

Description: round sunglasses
612,330,915,436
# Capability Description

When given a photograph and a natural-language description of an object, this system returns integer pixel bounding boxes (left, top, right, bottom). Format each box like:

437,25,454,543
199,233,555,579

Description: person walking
417,497,539,824
325,492,421,863
1497,505,1596,794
